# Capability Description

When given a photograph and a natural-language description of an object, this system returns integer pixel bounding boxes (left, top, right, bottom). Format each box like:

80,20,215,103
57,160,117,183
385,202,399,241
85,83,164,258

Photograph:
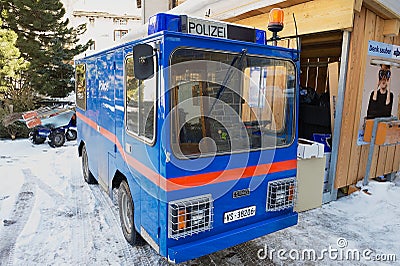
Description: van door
123,42,160,248
96,53,116,191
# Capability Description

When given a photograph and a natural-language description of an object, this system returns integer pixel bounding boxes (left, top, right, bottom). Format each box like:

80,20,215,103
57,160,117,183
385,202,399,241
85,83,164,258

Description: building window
125,55,156,142
75,64,86,110
113,18,128,25
136,0,141,8
170,0,177,9
114,30,128,41
170,0,185,8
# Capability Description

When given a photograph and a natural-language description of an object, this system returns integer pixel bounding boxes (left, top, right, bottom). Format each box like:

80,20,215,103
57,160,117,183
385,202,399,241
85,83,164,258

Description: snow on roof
62,0,141,17
166,0,286,20
118,23,148,44
72,10,140,20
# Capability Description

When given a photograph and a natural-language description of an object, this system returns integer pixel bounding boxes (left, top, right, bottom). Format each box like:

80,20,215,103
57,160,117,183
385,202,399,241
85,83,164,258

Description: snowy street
0,139,399,265
0,140,163,265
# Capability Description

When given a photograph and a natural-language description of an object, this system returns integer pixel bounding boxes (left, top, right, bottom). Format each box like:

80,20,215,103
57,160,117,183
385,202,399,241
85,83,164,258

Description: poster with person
357,40,400,145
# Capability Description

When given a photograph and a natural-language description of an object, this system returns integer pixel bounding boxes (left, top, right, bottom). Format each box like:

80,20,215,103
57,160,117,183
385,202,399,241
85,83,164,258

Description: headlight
168,194,213,239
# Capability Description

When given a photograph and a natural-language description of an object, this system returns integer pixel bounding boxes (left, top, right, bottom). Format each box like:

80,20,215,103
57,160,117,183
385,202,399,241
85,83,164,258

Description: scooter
24,107,77,148
29,123,77,147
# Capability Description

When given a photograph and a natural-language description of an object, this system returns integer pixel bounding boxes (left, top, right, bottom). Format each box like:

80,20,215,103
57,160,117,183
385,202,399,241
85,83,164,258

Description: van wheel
82,145,97,184
118,180,144,246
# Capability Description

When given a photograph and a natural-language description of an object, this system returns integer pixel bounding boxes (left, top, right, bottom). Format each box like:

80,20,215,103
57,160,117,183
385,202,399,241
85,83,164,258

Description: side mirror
133,44,154,80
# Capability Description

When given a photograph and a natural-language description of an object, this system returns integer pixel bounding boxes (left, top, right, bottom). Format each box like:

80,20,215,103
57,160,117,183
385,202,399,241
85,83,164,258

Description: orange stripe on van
76,112,97,130
77,112,162,187
163,160,297,191
77,112,296,192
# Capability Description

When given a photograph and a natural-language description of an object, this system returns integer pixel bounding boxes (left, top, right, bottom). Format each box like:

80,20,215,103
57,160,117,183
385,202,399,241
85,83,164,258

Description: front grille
168,194,213,239
266,177,296,211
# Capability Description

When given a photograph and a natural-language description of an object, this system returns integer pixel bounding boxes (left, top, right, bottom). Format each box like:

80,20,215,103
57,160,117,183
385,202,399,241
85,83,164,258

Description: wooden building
224,0,400,198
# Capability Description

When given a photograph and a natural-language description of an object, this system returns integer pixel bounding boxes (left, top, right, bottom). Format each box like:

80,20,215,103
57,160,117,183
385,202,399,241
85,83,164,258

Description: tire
82,145,97,184
48,130,66,148
118,180,144,246
66,129,77,141
29,131,46,145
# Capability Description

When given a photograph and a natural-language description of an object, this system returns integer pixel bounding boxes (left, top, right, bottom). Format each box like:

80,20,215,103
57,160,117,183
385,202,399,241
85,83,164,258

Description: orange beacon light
268,8,284,33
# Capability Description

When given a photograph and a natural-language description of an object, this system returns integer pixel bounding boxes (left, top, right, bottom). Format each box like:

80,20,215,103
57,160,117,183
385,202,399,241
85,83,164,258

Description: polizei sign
181,16,227,39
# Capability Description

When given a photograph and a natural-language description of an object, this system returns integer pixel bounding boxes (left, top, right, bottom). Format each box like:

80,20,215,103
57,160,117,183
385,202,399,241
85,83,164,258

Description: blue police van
75,11,299,263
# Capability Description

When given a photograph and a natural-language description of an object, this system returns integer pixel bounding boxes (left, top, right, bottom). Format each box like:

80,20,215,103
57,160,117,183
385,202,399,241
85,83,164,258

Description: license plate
224,206,256,223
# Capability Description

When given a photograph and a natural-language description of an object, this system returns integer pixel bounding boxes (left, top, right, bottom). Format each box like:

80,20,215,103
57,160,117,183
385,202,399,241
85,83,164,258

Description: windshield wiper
207,49,247,115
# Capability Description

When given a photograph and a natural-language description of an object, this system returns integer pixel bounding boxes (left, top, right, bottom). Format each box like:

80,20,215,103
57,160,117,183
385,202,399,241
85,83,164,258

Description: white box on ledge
297,138,324,159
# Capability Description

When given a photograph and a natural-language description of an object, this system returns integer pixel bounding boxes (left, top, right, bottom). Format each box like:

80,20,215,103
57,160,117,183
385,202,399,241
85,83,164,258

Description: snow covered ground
0,139,399,265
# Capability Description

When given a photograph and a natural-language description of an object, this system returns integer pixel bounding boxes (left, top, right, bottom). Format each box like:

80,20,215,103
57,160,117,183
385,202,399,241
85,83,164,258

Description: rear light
178,210,186,230
168,194,213,239
266,177,296,211
287,185,295,201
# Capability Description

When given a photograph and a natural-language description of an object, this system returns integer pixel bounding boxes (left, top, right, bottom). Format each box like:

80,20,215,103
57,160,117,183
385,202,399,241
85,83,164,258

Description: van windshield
170,48,296,158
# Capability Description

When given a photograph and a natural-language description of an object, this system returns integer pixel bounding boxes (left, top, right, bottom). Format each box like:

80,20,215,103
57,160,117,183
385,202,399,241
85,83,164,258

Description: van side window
75,64,86,110
125,55,156,142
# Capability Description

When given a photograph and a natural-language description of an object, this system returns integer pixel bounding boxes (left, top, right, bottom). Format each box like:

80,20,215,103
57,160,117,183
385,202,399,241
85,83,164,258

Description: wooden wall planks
335,6,400,187
334,8,366,188
347,9,376,186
